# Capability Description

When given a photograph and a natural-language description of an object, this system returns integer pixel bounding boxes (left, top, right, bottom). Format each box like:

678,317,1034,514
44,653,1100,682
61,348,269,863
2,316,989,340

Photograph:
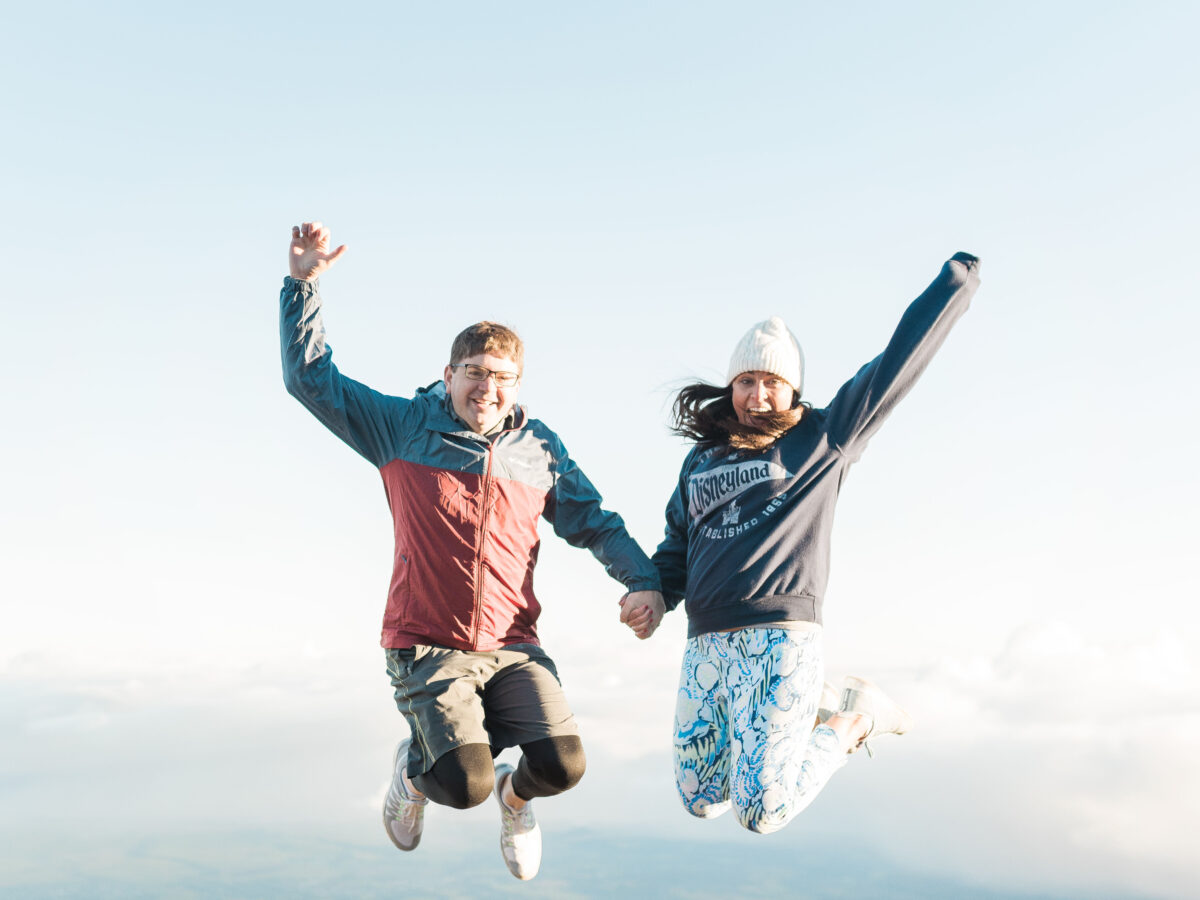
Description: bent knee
526,748,586,793
448,775,495,809
737,813,785,835
735,802,793,835
530,736,587,788
680,794,731,820
412,768,493,810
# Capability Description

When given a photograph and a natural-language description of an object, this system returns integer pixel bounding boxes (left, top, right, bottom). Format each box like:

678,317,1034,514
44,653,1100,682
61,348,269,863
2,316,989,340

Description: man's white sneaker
839,676,913,757
494,763,541,880
383,738,427,851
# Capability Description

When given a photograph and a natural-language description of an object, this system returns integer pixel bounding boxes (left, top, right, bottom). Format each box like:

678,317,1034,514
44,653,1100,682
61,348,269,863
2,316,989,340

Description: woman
636,253,980,834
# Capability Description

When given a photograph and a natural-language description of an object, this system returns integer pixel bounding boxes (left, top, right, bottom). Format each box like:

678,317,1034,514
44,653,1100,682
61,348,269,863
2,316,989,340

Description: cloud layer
3,619,1196,897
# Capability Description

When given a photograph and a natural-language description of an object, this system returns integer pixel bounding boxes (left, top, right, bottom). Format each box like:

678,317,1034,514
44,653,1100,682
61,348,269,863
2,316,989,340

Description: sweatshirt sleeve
542,438,662,593
279,276,405,466
824,253,981,461
651,453,695,612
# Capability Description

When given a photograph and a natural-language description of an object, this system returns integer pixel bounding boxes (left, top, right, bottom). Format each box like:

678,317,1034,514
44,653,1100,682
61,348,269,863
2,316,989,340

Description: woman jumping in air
621,252,981,833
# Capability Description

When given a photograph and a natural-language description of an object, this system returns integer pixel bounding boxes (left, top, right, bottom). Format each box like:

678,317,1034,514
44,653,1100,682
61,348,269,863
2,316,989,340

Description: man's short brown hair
449,321,524,373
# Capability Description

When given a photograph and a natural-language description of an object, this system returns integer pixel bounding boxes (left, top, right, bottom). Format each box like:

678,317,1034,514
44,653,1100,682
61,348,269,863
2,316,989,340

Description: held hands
618,590,665,640
289,221,347,281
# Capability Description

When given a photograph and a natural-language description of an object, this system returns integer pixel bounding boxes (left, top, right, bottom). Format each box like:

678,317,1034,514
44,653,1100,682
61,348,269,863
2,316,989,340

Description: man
279,221,665,880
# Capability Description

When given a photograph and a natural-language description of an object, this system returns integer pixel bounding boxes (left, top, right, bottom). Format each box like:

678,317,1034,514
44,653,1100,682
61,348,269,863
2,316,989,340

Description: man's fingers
327,243,348,263
618,595,633,623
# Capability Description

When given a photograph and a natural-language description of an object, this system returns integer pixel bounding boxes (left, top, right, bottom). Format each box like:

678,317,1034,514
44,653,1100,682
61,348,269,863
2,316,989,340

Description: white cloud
824,622,1200,899
24,711,111,734
4,609,1198,898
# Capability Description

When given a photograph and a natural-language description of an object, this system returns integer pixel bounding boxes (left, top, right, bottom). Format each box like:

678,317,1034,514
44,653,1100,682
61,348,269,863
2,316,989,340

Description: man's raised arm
280,222,401,467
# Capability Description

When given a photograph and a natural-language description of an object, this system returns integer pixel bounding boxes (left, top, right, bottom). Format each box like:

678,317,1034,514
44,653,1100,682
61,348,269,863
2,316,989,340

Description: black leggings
411,735,586,810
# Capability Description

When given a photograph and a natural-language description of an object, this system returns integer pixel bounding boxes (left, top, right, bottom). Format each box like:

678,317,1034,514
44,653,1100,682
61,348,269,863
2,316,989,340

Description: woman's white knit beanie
726,316,804,393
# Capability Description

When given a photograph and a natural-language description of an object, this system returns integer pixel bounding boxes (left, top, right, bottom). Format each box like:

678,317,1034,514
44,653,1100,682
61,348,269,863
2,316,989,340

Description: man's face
731,370,796,428
443,352,522,434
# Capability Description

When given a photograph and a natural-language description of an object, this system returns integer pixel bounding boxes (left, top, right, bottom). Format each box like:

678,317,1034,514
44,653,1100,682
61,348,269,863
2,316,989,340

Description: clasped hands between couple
619,590,664,640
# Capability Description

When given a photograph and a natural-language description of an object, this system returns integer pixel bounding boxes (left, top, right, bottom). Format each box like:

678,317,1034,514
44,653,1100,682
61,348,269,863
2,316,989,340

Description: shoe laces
397,799,424,828
500,800,536,841
386,780,427,821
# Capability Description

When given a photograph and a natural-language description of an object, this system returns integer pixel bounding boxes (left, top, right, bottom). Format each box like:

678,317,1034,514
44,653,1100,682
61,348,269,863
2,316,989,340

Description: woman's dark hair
670,381,809,451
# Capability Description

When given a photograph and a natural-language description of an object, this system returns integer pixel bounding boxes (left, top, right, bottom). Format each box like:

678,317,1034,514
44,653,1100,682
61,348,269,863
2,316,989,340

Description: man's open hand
619,590,665,640
289,221,347,281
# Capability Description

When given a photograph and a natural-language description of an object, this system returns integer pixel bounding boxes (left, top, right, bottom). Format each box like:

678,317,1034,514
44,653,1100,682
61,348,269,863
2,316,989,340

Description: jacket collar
417,380,526,438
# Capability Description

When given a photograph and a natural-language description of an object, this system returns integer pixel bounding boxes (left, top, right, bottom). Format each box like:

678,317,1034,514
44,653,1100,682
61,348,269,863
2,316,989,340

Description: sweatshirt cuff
623,576,663,593
283,275,318,292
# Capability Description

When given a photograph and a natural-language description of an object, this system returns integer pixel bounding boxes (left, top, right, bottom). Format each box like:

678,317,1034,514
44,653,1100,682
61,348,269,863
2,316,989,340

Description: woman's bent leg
726,628,847,834
673,635,732,819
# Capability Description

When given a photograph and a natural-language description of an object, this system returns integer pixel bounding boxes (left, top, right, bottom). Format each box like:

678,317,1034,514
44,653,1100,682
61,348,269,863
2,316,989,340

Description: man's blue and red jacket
280,277,660,652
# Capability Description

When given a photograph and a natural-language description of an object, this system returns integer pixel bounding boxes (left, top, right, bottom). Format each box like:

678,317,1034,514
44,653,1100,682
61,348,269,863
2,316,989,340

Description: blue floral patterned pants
673,627,847,833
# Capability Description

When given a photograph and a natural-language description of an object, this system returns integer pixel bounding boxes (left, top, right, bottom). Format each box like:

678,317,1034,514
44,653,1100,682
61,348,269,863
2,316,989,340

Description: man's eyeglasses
448,364,520,387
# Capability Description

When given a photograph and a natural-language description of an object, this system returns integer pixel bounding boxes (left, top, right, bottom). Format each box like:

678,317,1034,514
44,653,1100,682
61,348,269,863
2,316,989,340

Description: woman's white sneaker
494,763,542,880
839,676,913,757
383,738,427,851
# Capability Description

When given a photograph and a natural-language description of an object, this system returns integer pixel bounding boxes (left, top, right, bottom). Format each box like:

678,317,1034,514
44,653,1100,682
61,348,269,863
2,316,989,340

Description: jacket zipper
470,442,497,649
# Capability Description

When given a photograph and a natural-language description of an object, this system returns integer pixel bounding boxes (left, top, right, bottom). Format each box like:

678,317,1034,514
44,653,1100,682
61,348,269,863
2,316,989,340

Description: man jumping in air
279,221,665,880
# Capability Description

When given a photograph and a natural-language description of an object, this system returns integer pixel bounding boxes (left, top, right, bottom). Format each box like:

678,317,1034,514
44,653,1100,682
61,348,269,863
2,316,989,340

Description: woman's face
731,371,796,427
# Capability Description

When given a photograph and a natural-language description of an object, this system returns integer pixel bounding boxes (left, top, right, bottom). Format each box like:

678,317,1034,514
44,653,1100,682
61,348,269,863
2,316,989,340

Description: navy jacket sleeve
543,436,662,593
824,253,981,461
279,276,410,466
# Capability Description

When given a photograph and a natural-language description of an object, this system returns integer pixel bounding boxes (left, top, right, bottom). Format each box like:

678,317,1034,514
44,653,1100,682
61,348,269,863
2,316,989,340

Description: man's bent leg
511,735,586,801
481,645,580,751
411,743,495,809
382,645,495,857
385,646,494,780
481,646,578,881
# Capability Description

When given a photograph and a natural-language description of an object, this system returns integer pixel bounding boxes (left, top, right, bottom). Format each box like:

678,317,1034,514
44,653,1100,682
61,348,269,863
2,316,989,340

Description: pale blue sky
3,3,1198,897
